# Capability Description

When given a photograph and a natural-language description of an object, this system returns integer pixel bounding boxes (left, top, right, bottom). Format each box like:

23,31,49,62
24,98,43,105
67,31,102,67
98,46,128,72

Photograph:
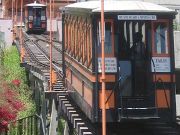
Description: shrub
0,79,24,132
0,46,36,132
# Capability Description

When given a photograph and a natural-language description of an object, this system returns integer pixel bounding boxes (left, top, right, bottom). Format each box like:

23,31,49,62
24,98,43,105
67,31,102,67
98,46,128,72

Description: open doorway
33,8,41,27
115,21,151,97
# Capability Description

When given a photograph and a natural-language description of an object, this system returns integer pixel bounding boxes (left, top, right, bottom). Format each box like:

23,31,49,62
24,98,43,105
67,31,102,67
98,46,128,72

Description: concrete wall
47,19,62,42
174,31,180,94
174,31,180,69
145,1,180,25
47,19,58,32
131,0,180,27
0,6,3,18
176,95,180,117
57,20,62,42
0,19,12,47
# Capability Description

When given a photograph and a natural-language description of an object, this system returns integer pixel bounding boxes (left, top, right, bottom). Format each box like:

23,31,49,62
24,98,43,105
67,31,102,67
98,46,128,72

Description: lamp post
49,0,53,91
15,0,18,24
20,0,24,63
12,0,14,45
101,0,106,134
12,0,14,22
53,0,54,18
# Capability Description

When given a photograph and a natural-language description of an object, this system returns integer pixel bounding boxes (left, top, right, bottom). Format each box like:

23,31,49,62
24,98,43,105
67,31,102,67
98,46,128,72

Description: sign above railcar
117,15,157,20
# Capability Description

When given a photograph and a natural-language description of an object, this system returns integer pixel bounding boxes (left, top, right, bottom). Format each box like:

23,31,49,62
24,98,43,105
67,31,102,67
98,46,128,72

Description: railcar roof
64,1,175,14
25,1,46,7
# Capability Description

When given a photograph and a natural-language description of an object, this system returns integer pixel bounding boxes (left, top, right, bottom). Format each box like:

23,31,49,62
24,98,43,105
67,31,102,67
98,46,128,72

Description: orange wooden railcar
62,1,177,123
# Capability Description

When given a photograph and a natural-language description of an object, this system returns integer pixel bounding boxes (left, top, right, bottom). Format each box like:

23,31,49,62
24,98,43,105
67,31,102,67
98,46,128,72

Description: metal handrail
6,114,45,135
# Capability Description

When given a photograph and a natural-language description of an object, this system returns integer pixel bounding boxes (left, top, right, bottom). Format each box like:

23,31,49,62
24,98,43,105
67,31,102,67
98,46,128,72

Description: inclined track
16,29,180,135
21,30,94,135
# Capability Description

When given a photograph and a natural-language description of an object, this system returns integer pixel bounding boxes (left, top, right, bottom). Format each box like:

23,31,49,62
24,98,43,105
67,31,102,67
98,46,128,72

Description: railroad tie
68,110,76,120
53,81,65,91
58,96,66,114
71,114,79,127
61,100,69,107
59,95,66,98
59,97,93,135
64,103,72,114
53,85,64,89
58,96,66,105
55,82,64,86
79,127,89,135
66,107,75,119
76,122,85,133
73,118,82,128
54,87,65,91
54,82,63,86
62,101,70,113
59,98,68,114
54,91,67,95
53,86,64,91
83,132,93,135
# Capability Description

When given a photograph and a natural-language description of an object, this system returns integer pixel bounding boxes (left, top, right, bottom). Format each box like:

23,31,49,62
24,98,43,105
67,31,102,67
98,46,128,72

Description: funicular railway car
24,1,47,33
62,1,177,123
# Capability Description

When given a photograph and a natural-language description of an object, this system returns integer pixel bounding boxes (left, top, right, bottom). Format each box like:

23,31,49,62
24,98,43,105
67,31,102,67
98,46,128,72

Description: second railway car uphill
24,1,47,33
62,1,177,124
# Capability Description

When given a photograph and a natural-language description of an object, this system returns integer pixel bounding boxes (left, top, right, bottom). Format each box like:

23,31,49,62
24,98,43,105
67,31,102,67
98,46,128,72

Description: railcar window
29,9,33,16
28,9,33,21
41,10,45,16
35,9,41,17
117,21,147,59
154,23,168,54
123,22,146,47
98,21,113,55
105,22,112,54
41,9,46,20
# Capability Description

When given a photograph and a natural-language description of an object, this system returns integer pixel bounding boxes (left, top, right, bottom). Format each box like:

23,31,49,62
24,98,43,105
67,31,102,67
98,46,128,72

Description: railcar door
115,16,160,119
33,8,41,27
116,21,151,97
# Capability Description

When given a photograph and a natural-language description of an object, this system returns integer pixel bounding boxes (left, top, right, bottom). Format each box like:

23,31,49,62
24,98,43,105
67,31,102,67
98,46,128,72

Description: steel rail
23,41,50,69
23,32,63,78
33,34,63,54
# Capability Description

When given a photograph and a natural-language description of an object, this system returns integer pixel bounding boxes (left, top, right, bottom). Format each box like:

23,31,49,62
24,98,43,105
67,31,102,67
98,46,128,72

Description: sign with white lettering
117,15,157,20
151,57,171,72
98,57,117,73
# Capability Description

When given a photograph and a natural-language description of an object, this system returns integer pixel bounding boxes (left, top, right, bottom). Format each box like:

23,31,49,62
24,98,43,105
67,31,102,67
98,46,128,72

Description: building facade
142,0,180,25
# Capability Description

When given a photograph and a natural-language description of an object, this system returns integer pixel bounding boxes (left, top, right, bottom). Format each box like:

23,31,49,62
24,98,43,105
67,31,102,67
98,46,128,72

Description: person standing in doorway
131,32,146,96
